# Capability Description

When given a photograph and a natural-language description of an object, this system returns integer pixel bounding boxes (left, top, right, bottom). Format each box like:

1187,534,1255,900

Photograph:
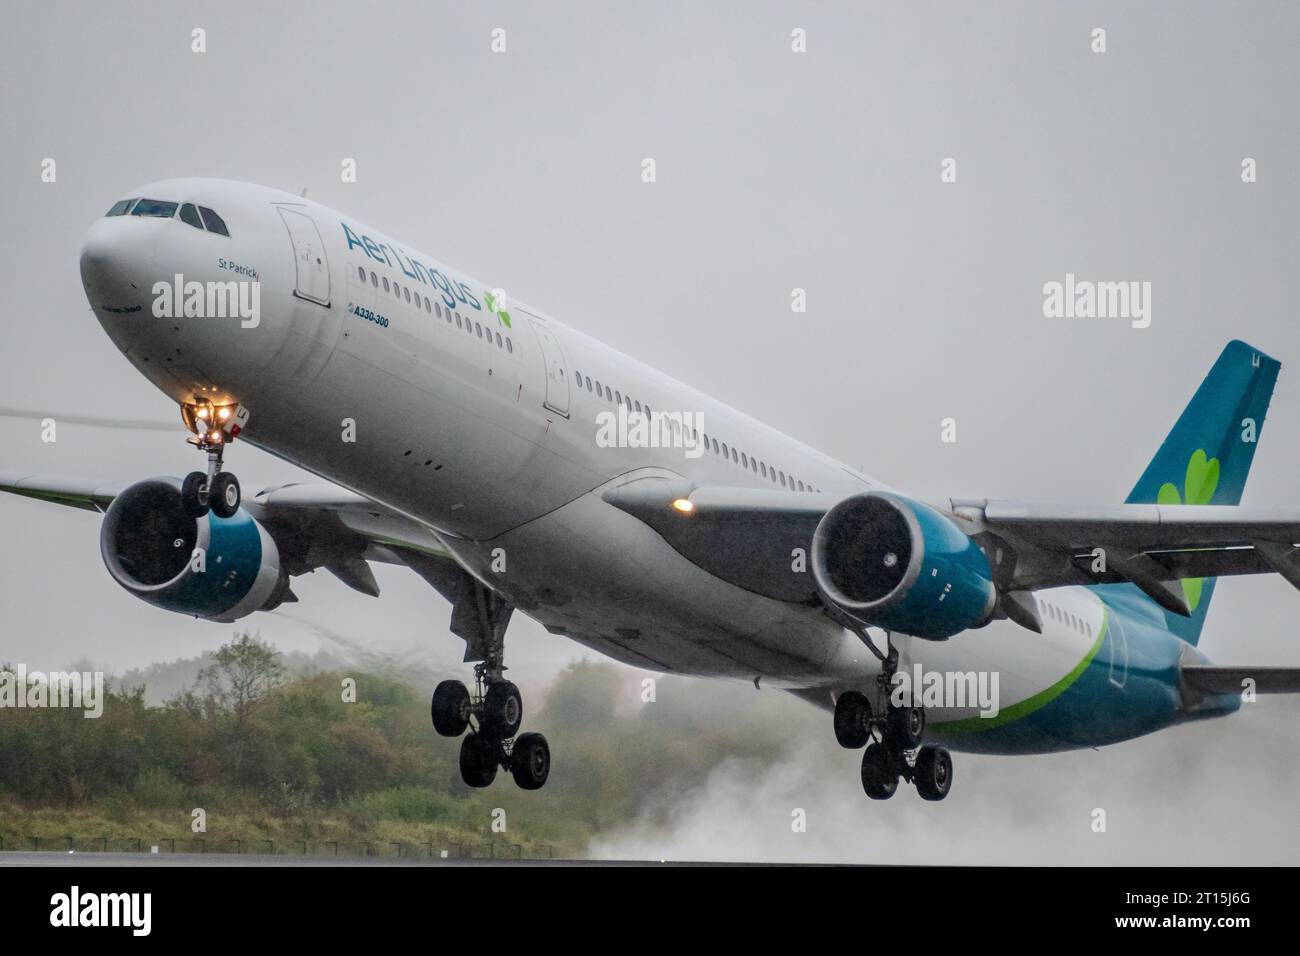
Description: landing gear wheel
833,691,873,749
430,680,470,737
481,680,523,739
181,471,209,518
458,732,498,788
914,746,953,801
887,704,926,749
510,732,550,790
209,472,241,519
860,743,898,800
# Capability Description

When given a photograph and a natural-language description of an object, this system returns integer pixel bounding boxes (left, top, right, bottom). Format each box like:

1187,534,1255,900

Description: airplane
4,176,1300,801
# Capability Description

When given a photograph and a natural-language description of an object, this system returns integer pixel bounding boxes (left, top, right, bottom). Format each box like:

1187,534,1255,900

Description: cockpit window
130,199,179,218
178,203,204,230
198,206,229,237
130,199,179,219
105,199,135,216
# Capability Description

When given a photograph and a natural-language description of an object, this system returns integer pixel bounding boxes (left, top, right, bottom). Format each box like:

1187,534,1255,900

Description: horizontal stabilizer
1181,665,1300,696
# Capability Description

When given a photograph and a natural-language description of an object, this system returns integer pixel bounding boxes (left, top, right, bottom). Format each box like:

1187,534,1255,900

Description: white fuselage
79,178,1104,733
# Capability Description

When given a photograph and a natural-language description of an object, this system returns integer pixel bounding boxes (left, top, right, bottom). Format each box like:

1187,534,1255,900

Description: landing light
672,498,694,514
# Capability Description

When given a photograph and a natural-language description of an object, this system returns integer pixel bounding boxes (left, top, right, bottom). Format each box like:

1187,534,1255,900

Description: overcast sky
1,2,1298,861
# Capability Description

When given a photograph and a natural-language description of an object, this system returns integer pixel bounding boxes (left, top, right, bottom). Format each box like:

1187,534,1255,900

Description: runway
0,850,586,867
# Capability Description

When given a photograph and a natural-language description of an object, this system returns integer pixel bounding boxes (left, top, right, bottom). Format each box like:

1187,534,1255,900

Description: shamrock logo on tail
1156,448,1219,611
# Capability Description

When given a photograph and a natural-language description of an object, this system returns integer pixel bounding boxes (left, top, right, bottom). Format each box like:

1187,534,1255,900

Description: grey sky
1,2,1298,861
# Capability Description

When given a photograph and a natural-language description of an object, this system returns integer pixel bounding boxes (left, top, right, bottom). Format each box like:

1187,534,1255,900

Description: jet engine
99,477,290,622
811,491,996,640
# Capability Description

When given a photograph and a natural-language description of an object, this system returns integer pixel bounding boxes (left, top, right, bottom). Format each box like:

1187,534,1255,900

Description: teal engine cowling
99,477,290,622
811,492,996,640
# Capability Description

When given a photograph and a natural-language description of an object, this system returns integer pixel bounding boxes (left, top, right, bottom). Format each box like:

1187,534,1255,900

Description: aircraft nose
79,217,153,313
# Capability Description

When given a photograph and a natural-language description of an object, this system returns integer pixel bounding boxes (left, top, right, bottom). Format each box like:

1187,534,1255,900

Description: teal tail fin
1121,339,1281,644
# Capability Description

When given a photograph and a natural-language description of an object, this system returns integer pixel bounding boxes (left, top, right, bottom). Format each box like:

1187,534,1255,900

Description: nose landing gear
832,624,955,802
179,401,248,519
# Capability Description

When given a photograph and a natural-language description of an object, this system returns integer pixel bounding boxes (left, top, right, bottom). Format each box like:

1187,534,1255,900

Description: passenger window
383,277,390,293
197,206,229,235
506,338,513,353
179,203,205,230
455,313,462,328
594,379,602,395
357,266,367,281
105,199,135,216
605,386,613,402
475,323,483,338
721,442,728,457
634,400,642,414
731,448,738,463
760,463,767,478
615,390,622,405
131,199,178,218
404,287,411,302
797,480,805,491
371,271,378,287
425,297,432,313
741,453,748,468
496,332,502,347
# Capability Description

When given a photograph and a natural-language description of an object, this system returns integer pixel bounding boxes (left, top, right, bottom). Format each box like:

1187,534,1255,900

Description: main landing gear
178,400,248,519
430,597,550,791
832,628,954,803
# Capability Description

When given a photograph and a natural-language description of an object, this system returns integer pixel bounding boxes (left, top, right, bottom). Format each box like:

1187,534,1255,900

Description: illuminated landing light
672,498,694,514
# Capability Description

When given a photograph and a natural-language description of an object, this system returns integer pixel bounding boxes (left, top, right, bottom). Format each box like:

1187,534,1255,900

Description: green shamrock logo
484,291,512,329
1156,448,1219,611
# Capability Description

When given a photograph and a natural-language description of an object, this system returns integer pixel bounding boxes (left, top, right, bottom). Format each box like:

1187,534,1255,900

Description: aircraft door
278,207,331,306
528,314,570,417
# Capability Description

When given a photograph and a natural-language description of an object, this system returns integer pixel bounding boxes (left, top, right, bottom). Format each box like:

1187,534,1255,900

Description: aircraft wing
0,470,512,661
951,498,1300,615
0,470,455,594
602,477,1300,617
0,472,123,512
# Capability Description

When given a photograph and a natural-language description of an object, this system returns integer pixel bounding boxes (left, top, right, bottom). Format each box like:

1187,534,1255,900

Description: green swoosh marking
933,603,1108,734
